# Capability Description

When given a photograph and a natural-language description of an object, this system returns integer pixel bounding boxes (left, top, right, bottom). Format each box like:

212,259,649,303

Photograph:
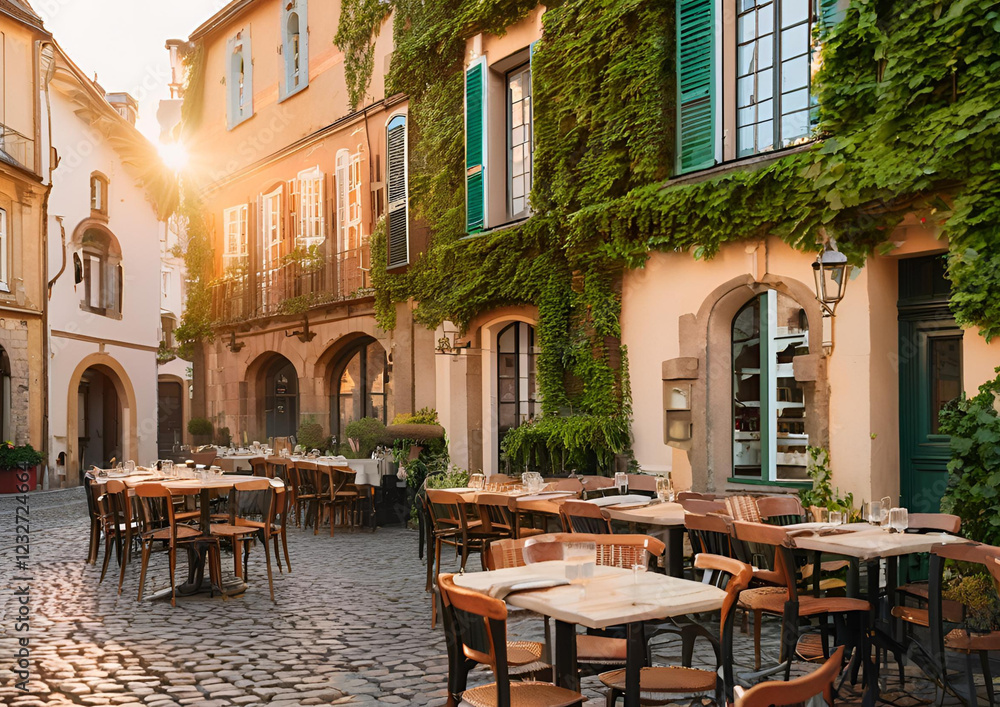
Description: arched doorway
330,337,391,442
77,367,123,471
496,321,538,466
157,379,184,456
265,356,298,439
0,346,11,442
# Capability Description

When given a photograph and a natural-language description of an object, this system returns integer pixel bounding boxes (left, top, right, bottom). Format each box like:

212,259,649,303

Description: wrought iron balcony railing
210,245,372,325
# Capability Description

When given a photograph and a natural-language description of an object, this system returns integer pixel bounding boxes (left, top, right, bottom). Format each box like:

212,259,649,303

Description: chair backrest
189,450,218,467
476,493,514,533
736,647,844,707
732,520,796,593
626,474,658,493
489,532,665,570
426,488,473,531
294,459,320,493
248,456,268,477
266,456,290,480
755,495,806,525
685,512,734,557
677,491,713,501
546,477,584,494
438,573,513,705
680,498,729,515
102,479,132,532
487,474,515,485
559,500,612,534
695,553,753,700
579,475,615,491
909,513,961,534
231,478,277,524
725,494,762,522
134,483,185,541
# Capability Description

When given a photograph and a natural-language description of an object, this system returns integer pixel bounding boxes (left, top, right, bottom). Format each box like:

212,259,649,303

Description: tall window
223,204,248,263
507,64,532,219
736,0,815,157
0,208,7,293
282,0,309,98
260,188,283,311
497,322,538,464
333,339,391,439
386,115,408,268
732,290,809,482
297,167,325,248
227,31,253,129
335,149,363,252
79,228,123,317
90,173,108,216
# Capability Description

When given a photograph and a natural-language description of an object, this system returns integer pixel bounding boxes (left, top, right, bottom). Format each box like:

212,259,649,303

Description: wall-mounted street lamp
812,238,851,316
228,331,245,353
811,238,851,354
435,325,471,356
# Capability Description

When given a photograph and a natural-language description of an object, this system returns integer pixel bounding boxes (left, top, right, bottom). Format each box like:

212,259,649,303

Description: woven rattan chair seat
144,526,201,541
461,681,583,707
506,641,545,666
599,665,716,696
576,634,627,664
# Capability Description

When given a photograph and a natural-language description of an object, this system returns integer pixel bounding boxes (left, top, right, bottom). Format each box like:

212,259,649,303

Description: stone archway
66,353,138,485
244,352,301,441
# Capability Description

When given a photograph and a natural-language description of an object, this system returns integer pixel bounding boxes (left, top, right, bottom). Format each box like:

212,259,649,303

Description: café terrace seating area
83,458,1000,707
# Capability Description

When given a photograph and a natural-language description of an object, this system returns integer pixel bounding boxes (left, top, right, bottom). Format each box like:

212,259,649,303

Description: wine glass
889,507,908,533
614,471,628,496
656,476,674,503
631,548,650,585
470,473,485,491
865,500,882,525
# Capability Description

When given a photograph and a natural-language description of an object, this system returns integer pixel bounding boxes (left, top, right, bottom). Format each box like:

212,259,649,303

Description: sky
38,0,229,143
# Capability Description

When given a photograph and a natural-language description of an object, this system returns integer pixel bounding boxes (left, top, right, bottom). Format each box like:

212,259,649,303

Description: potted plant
188,417,214,447
0,442,44,493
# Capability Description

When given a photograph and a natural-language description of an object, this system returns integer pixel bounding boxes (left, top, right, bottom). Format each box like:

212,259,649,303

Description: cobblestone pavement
0,489,984,706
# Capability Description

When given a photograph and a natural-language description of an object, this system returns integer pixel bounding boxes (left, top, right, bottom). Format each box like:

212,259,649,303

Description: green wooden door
898,256,962,514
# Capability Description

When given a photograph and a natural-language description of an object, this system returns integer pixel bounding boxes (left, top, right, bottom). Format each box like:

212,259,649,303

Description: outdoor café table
455,561,726,707
785,523,971,706
596,500,687,578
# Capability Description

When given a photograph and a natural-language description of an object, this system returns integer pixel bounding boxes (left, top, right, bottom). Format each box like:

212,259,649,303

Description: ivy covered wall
345,0,1000,470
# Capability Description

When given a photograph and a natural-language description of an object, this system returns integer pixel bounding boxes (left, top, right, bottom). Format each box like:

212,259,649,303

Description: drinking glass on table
563,541,598,582
656,475,674,503
829,510,844,525
889,507,909,533
470,473,485,490
614,471,628,496
865,500,882,525
631,548,650,585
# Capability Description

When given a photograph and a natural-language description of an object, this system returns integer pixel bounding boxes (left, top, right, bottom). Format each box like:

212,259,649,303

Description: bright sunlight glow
157,140,189,173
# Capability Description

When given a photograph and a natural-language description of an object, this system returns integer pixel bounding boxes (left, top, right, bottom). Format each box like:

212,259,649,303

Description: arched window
227,30,253,129
496,322,538,464
332,338,390,440
90,172,108,216
732,289,809,482
79,227,123,317
265,357,298,439
281,0,309,99
0,346,10,442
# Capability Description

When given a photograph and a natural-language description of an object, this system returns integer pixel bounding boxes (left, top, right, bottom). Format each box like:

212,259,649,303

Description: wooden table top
92,473,284,491
788,525,970,560
599,501,685,527
455,562,725,629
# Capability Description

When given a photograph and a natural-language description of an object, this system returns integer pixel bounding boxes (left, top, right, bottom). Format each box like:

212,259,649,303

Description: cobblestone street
0,490,975,706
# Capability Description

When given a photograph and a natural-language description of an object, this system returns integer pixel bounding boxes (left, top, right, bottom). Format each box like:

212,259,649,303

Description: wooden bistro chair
560,500,613,534
679,498,729,516
478,493,543,541
134,483,224,607
896,513,963,606
580,475,615,493
735,646,844,707
248,456,268,477
292,459,320,529
685,513,735,565
211,478,282,602
731,521,869,680
85,475,106,565
893,542,1000,707
599,554,754,706
188,449,218,467
755,495,808,526
626,474,658,496
98,479,135,595
438,572,586,707
266,455,290,480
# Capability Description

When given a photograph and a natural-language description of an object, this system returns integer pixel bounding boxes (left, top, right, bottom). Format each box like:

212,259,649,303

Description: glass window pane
339,352,360,395
758,120,774,150
739,11,756,40
758,3,774,33
738,105,756,127
512,175,524,198
782,87,809,114
511,101,523,126
758,36,773,68
930,336,962,434
510,77,522,103
781,0,809,28
512,197,524,214
781,56,809,92
758,98,773,121
781,24,809,59
738,126,756,157
758,68,774,101
738,75,755,107
738,43,756,76
740,0,755,11
781,111,809,142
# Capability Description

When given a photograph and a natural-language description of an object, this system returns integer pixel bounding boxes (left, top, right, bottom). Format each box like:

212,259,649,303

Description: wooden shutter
242,32,254,119
818,0,842,34
465,61,486,233
226,36,237,129
676,0,716,173
386,116,408,268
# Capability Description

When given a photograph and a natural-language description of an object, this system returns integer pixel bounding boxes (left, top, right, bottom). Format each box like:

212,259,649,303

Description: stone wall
0,317,32,445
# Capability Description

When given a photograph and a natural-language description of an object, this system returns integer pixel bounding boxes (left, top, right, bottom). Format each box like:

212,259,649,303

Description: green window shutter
676,0,716,174
818,0,842,35
386,115,408,268
465,61,486,233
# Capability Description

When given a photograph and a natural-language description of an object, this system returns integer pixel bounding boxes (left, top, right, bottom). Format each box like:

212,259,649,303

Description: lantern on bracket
812,238,851,316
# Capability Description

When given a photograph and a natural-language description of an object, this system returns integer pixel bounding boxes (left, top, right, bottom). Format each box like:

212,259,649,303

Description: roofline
0,1,50,36
189,0,256,42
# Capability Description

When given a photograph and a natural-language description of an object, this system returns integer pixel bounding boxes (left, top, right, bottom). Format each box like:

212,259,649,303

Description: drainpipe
40,41,57,488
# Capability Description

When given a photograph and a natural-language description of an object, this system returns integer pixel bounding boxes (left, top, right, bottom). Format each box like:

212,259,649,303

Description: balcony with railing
210,245,372,325
0,126,36,173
